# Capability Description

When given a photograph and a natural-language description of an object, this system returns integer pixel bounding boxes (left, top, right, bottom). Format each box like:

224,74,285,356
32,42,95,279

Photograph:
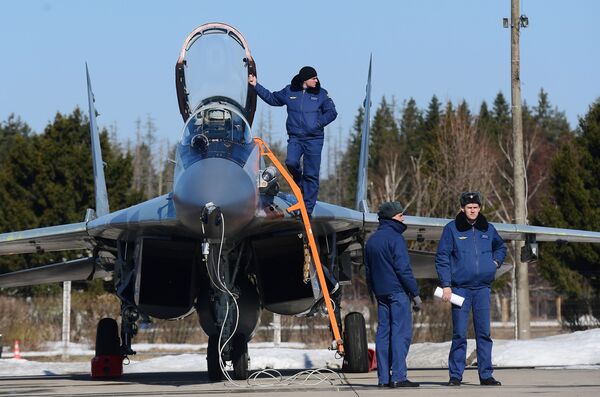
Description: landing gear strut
206,333,249,381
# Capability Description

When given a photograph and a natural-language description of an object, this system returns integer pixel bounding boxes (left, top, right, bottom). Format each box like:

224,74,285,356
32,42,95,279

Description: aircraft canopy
176,23,257,126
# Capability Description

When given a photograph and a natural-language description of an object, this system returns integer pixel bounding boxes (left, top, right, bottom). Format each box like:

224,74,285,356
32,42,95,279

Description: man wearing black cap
248,66,337,215
364,201,421,388
435,192,507,387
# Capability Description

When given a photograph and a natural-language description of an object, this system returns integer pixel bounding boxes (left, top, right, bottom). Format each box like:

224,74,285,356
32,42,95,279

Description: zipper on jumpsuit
473,227,479,276
300,90,306,132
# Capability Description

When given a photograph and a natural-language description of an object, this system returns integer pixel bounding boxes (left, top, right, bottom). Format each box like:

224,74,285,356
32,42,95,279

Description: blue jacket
254,77,337,138
364,219,420,298
435,212,507,289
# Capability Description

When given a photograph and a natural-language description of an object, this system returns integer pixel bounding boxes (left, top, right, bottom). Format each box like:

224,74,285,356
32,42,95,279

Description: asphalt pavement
1,367,599,396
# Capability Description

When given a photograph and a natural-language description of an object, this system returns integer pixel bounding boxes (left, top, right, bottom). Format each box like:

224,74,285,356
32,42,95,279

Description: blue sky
1,0,599,164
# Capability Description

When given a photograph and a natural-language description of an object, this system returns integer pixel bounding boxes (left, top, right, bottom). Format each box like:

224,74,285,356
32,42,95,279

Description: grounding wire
206,212,344,388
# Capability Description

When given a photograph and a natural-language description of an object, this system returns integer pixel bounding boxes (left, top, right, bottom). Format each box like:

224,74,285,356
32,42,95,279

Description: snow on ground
0,330,598,376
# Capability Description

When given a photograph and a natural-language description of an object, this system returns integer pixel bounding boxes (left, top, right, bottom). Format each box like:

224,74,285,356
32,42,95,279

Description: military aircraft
1,22,600,381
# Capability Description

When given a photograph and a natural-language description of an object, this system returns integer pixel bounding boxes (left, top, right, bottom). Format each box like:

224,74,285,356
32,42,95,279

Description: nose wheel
207,335,223,381
206,334,250,381
232,334,249,380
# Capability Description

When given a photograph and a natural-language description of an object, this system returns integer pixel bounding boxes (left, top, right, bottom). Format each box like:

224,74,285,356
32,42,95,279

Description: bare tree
427,103,494,218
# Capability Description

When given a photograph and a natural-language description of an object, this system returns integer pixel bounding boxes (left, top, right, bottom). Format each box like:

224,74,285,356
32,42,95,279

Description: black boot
390,380,420,388
447,377,461,386
480,377,501,386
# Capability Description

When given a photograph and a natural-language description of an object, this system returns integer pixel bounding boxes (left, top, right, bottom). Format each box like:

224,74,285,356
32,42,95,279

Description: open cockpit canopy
176,23,257,126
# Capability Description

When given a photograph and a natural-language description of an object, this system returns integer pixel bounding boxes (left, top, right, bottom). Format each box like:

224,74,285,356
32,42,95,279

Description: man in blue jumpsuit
248,66,337,215
435,192,507,386
364,201,421,388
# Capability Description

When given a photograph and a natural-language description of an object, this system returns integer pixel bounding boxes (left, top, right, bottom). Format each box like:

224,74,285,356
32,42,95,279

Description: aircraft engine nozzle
173,158,257,238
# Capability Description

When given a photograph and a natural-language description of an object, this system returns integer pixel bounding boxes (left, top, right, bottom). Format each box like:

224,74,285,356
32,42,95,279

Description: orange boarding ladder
254,137,344,356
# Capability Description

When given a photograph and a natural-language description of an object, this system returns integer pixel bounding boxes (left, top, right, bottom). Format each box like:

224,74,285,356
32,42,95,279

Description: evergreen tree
0,114,31,163
536,99,600,298
478,101,493,137
400,98,423,157
369,97,399,171
0,109,142,294
339,106,364,207
416,95,442,166
423,95,441,133
533,88,570,143
490,91,511,139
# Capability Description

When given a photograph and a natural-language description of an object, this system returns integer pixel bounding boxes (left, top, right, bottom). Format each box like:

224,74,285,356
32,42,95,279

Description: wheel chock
367,348,377,372
91,355,123,378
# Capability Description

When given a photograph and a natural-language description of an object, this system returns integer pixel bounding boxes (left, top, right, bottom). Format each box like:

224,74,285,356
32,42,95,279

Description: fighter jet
1,22,600,381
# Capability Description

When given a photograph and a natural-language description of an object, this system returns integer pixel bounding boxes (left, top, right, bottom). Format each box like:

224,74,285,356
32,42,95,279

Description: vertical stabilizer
355,56,372,212
86,64,110,216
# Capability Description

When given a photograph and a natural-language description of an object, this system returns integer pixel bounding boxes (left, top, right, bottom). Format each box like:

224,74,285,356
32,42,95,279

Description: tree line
320,90,599,302
0,90,599,303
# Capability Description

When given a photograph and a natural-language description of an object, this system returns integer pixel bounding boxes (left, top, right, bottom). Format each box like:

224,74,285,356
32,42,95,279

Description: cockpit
181,103,252,148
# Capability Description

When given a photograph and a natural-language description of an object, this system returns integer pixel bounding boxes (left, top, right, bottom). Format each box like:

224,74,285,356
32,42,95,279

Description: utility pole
506,0,530,339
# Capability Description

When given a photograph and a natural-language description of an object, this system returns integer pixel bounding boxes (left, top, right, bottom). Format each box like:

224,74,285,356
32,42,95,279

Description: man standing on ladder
249,66,337,216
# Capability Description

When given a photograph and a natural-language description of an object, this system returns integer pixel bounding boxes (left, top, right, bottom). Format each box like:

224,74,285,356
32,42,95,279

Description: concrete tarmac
1,367,599,396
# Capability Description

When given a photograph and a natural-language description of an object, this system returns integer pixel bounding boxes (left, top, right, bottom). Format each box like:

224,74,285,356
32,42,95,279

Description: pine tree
533,88,570,143
400,98,423,157
337,106,364,208
535,99,600,298
0,109,142,293
490,92,511,139
369,97,399,172
0,114,32,163
478,101,493,137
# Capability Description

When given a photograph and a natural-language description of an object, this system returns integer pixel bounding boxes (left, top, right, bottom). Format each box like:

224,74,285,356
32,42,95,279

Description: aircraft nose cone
173,158,257,238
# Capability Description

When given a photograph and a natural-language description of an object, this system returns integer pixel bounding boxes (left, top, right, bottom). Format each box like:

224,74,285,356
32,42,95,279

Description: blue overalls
364,219,420,385
254,79,337,214
435,213,507,381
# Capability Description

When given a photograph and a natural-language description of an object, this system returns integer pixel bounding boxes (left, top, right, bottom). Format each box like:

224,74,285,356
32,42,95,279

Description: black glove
412,296,422,312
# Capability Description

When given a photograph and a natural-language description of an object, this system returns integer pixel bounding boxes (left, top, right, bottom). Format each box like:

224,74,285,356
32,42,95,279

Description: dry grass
0,293,466,351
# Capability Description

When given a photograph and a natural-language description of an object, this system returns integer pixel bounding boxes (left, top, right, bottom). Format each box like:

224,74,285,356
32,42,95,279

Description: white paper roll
434,286,465,307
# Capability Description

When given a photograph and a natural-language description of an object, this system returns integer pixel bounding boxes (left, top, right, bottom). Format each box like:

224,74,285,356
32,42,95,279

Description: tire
207,335,223,381
232,334,249,380
342,312,369,373
95,318,120,356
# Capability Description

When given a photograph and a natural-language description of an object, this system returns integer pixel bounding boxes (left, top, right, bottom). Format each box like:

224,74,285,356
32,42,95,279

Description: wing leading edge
0,222,93,255
361,212,600,243
0,257,112,288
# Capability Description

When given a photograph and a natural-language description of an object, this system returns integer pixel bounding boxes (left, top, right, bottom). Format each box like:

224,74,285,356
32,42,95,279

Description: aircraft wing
0,222,94,255
360,212,600,243
0,257,112,288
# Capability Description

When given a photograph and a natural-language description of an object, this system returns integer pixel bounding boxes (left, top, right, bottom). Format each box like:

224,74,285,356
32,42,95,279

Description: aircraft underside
108,213,355,379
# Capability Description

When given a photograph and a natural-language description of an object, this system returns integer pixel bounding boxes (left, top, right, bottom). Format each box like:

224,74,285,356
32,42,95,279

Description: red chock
367,348,377,371
91,355,123,378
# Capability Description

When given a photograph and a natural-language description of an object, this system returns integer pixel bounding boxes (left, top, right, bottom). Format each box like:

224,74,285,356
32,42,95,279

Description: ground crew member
364,201,421,388
248,66,337,215
435,192,507,386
